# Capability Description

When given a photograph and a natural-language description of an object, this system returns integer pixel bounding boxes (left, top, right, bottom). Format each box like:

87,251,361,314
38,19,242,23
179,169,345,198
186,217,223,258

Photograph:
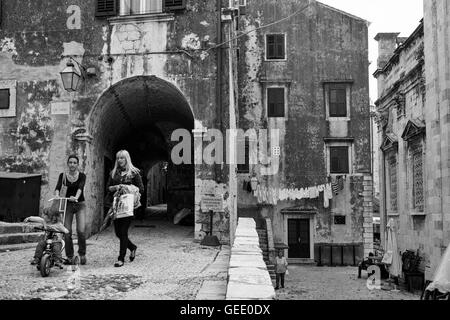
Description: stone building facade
236,0,373,263
374,0,450,280
0,0,372,257
0,0,240,243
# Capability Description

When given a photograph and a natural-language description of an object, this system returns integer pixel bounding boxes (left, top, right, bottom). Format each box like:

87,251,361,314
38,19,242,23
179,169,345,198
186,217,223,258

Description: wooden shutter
268,88,285,117
329,86,347,117
275,35,285,59
330,147,349,174
237,139,250,173
96,0,118,17
267,35,275,59
164,0,186,11
0,89,10,110
267,34,285,59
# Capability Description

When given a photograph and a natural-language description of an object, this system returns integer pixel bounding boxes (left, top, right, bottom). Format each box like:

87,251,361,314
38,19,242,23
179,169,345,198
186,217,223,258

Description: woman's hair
67,154,79,164
111,150,140,178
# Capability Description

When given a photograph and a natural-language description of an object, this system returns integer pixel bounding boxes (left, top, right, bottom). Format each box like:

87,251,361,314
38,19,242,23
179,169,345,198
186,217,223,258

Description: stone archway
84,75,195,234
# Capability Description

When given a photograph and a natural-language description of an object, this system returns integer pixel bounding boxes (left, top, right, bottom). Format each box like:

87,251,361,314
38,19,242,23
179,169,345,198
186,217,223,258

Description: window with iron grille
412,145,424,211
0,89,9,110
266,34,285,60
328,84,347,117
330,146,349,174
334,216,346,225
267,87,285,118
389,156,398,212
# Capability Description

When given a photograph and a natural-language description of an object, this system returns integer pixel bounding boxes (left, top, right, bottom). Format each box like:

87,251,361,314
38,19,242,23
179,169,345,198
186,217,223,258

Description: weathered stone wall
375,9,450,280
0,0,238,242
236,0,372,258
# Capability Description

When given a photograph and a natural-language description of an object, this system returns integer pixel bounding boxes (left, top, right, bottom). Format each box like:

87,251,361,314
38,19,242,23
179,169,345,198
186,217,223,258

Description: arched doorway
86,75,194,232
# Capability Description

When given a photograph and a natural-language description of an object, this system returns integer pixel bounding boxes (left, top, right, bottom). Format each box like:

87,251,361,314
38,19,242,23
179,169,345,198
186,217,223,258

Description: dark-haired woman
55,155,87,265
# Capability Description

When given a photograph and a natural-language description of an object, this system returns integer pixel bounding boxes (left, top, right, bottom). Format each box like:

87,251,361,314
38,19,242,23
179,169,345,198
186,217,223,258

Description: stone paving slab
0,219,221,300
226,283,275,300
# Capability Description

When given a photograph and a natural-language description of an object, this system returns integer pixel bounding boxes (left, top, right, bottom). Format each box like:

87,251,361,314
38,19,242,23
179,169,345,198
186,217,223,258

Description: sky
317,0,424,103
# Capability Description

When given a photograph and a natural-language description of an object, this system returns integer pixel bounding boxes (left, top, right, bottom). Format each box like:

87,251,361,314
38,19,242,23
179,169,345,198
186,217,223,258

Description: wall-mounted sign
201,195,224,212
51,102,71,115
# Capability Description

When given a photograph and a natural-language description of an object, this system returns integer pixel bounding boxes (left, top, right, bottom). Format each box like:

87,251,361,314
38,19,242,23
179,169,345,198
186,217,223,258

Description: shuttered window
267,88,285,118
329,85,347,117
237,139,250,173
0,89,10,110
163,0,186,11
330,147,349,174
96,0,118,17
266,34,285,60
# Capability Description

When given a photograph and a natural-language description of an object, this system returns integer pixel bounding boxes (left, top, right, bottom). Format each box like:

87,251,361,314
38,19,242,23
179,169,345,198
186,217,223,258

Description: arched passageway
88,76,194,229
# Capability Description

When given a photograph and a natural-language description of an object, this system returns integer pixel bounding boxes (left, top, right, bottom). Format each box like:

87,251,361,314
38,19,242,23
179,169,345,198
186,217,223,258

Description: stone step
0,232,44,245
0,222,41,234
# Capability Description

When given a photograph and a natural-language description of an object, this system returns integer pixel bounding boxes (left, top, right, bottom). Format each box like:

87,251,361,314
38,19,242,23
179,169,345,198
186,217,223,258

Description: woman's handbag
285,269,289,276
60,173,68,197
113,193,135,219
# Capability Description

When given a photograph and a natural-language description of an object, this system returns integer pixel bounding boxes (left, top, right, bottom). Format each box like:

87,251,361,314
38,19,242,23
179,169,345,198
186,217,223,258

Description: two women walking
46,150,143,268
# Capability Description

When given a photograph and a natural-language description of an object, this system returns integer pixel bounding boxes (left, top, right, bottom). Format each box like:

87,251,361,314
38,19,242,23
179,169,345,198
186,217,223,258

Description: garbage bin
0,172,42,222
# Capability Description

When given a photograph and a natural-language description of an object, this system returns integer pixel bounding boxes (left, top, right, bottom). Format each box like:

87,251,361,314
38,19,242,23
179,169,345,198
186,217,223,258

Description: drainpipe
215,0,223,182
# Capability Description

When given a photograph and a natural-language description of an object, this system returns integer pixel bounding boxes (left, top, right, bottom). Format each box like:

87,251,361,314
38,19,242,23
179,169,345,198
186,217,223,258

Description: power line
206,2,312,52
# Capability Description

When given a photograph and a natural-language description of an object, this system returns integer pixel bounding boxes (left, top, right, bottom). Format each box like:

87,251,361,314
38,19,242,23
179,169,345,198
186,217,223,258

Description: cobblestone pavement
0,218,222,300
275,265,422,300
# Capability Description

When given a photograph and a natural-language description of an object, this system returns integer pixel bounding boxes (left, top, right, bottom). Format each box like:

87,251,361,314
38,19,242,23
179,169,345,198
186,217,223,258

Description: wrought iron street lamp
60,61,82,92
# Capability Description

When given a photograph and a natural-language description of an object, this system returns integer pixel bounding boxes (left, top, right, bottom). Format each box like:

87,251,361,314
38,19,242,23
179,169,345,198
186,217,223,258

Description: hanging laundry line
253,176,346,208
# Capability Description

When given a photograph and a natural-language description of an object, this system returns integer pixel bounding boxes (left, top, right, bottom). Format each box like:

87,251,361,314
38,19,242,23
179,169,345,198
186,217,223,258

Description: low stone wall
226,218,275,300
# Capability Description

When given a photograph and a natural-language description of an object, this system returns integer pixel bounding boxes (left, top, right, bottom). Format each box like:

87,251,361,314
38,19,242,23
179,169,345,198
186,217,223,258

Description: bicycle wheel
40,254,52,277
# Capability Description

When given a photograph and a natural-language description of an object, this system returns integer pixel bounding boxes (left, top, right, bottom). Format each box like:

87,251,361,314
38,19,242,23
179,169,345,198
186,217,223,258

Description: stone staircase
257,228,275,280
0,222,43,246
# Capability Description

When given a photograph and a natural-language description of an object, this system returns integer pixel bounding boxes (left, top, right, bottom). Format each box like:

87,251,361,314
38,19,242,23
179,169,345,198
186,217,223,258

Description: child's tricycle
33,225,79,277
25,197,80,277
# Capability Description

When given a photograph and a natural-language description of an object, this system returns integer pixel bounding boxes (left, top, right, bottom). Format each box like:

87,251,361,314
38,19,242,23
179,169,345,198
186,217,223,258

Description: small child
25,205,68,266
275,249,288,290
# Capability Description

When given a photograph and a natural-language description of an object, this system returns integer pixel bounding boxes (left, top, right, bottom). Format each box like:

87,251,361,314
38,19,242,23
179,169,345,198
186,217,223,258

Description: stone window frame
265,33,287,62
324,139,354,176
0,80,17,118
263,83,289,119
387,152,399,215
380,133,399,216
407,138,425,214
323,81,353,122
401,120,426,215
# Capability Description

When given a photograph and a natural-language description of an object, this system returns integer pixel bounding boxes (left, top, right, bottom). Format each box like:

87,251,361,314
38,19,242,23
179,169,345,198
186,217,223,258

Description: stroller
421,243,450,300
26,198,80,277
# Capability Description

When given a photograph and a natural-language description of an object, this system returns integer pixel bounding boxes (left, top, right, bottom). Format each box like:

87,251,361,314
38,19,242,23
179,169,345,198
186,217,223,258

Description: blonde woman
105,150,144,267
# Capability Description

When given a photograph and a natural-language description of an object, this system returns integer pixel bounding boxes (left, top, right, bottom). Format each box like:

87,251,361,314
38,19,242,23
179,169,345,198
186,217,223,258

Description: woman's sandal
114,260,124,268
130,247,137,262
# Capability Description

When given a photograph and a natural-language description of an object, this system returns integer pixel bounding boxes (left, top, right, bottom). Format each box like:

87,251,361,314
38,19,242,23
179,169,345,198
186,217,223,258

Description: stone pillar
362,175,374,257
423,0,450,280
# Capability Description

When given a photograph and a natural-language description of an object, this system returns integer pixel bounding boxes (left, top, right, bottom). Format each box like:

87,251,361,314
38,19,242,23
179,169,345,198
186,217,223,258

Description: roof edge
316,1,369,24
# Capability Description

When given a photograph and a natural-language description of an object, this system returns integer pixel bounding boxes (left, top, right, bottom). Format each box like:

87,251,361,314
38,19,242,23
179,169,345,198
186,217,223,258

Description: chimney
374,33,400,70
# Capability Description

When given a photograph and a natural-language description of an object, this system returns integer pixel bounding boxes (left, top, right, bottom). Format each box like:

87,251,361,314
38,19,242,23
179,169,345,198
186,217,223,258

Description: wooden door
288,219,310,258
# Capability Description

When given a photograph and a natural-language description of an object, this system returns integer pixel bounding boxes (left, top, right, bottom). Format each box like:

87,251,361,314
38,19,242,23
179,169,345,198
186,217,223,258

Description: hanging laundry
324,183,333,208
